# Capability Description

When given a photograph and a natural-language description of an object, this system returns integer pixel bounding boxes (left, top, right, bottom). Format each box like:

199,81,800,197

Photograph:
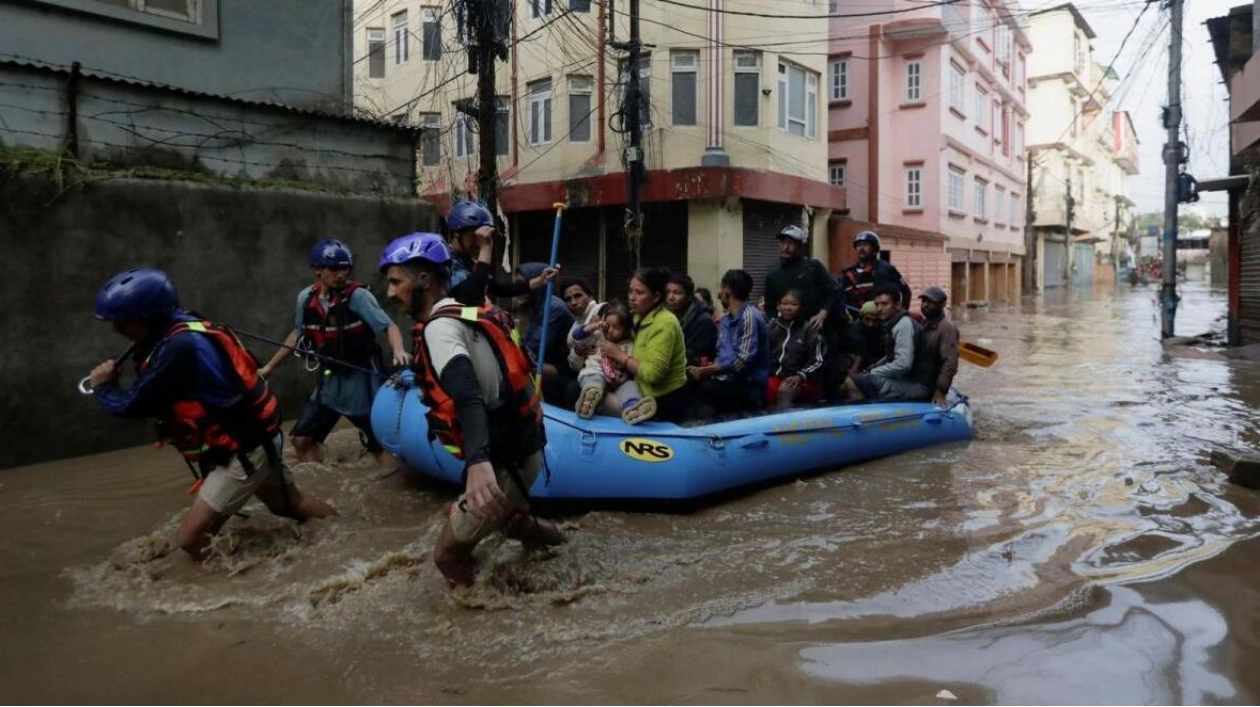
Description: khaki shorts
449,451,543,544
198,434,295,516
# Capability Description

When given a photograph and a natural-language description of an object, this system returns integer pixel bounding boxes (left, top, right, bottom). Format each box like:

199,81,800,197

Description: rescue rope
229,327,386,378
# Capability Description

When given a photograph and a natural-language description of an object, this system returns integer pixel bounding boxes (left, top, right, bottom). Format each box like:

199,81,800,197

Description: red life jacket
410,303,542,460
143,320,283,472
301,281,379,369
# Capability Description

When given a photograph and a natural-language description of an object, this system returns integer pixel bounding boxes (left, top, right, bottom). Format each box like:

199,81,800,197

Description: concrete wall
0,0,353,111
0,63,418,194
0,169,437,469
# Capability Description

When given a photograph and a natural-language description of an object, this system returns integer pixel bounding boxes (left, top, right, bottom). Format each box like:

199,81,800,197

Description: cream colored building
1025,3,1138,290
353,0,841,300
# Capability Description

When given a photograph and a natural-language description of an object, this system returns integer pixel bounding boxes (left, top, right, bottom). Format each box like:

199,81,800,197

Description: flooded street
5,283,1260,704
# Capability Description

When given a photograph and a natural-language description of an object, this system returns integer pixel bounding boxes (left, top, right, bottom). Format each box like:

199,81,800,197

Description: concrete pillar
687,199,744,295
810,208,831,270
983,252,991,303
963,249,972,305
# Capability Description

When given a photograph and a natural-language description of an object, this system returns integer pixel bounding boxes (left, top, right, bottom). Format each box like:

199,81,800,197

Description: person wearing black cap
918,285,959,407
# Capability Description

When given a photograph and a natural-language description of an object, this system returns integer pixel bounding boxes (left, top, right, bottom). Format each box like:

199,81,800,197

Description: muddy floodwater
4,283,1260,704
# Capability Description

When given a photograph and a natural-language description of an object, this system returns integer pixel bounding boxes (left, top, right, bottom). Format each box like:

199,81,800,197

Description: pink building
827,0,1031,306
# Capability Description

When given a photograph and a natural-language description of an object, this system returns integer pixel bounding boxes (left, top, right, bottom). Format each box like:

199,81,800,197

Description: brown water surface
4,283,1260,704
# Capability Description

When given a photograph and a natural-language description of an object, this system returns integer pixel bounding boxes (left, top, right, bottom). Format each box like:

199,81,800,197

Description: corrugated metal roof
0,56,422,134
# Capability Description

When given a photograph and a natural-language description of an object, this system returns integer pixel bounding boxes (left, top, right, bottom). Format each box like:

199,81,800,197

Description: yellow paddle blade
959,341,999,368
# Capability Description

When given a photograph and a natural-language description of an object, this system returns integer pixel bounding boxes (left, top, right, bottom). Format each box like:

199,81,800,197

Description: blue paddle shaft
535,205,565,380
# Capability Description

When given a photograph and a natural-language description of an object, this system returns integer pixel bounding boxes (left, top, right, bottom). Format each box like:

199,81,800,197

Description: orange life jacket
143,320,283,473
300,281,379,369
411,304,542,460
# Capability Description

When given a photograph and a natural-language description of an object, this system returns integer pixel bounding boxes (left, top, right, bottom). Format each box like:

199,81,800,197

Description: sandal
576,385,603,419
621,396,657,425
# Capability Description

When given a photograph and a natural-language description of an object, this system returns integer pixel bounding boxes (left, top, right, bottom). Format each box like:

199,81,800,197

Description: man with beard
379,233,563,588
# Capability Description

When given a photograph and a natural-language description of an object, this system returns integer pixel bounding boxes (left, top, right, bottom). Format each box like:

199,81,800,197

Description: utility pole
613,0,645,269
469,0,508,218
1160,0,1184,339
1023,157,1036,293
1065,171,1075,289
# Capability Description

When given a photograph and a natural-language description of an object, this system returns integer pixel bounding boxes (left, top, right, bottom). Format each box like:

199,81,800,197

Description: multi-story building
354,0,842,301
1025,4,1139,290
1207,2,1260,345
828,0,1030,308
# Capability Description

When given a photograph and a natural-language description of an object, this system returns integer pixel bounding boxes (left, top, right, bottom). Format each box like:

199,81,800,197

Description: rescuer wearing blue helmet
443,200,559,306
88,267,336,562
257,239,408,466
380,233,564,589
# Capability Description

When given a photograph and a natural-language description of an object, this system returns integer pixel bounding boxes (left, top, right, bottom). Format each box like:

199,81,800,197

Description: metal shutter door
742,200,802,304
1043,239,1066,289
1241,226,1260,343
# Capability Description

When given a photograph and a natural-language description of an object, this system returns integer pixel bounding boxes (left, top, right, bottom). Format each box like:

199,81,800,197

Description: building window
453,110,474,159
949,61,965,114
392,11,409,65
531,0,553,17
994,185,1006,224
905,167,923,209
570,0,591,11
31,0,219,37
778,62,818,139
1010,193,1020,225
569,75,593,142
996,23,1012,77
905,59,922,102
1002,105,1013,155
367,28,386,78
975,85,989,132
619,55,652,128
496,96,510,155
974,178,987,219
671,50,699,126
419,113,440,166
948,166,965,212
421,7,441,61
1073,34,1086,76
828,57,849,101
529,79,553,145
733,50,761,127
828,160,846,186
455,2,468,44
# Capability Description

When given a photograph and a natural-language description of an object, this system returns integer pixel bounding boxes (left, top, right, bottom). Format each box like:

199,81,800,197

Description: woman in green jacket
597,266,691,422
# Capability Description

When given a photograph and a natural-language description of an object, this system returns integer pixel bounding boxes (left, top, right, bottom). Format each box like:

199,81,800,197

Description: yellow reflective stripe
460,307,478,322
510,329,521,345
184,321,207,333
442,444,461,455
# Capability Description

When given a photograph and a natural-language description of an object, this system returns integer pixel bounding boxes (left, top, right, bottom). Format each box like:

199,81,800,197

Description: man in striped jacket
687,269,768,419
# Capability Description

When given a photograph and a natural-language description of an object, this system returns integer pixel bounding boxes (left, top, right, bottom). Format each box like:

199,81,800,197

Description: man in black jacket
763,225,840,327
665,272,717,367
839,230,912,311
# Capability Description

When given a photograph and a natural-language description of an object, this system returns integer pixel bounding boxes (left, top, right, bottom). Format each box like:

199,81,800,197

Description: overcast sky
1082,0,1237,218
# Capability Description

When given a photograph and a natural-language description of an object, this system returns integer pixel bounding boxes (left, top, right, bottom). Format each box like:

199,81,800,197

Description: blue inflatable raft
371,371,973,509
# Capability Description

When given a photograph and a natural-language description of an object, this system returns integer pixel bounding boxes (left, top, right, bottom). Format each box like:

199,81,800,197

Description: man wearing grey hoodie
844,284,934,402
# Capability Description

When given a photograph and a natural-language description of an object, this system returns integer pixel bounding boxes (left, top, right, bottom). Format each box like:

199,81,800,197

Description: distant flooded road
4,282,1260,704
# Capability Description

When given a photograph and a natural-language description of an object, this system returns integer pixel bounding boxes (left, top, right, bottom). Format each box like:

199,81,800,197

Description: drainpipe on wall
700,0,729,166
868,25,881,223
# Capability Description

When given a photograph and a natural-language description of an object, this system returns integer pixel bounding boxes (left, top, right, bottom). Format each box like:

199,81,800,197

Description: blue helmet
446,201,494,232
95,267,179,322
853,230,881,251
379,232,451,273
310,239,354,269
